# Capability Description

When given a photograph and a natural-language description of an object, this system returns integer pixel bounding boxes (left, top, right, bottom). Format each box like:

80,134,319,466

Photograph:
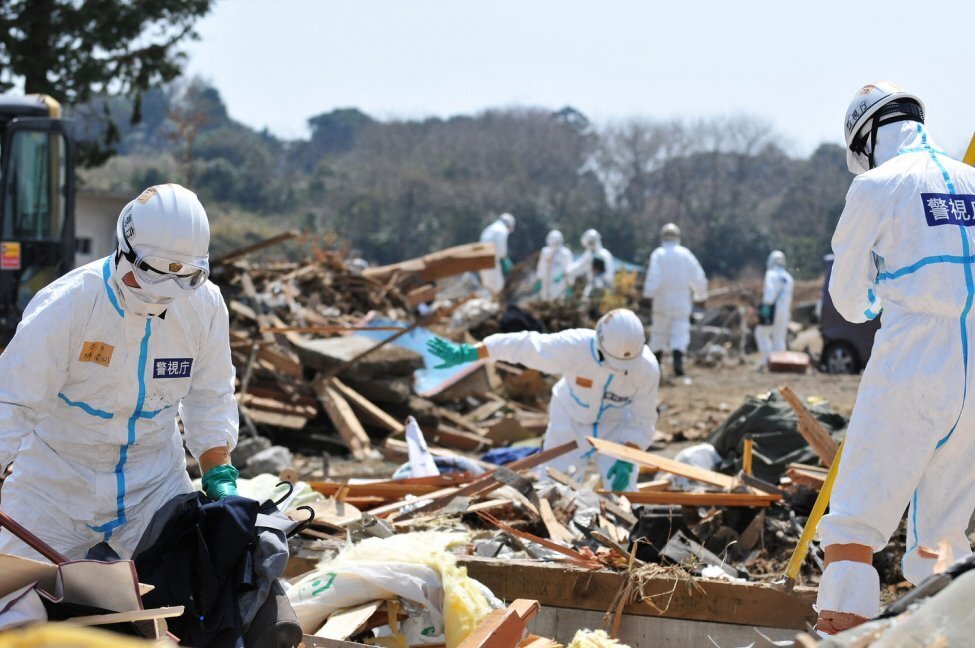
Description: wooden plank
315,600,383,639
466,399,506,423
65,606,184,626
459,557,818,630
785,463,828,490
363,242,498,284
768,351,811,374
212,229,300,266
315,379,373,459
238,394,317,418
308,481,447,498
242,406,307,430
539,498,575,543
429,424,494,452
587,437,739,491
779,386,838,467
603,491,781,507
331,378,405,434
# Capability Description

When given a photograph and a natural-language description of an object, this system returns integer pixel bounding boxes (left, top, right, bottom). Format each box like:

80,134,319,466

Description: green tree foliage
0,0,211,165
76,81,852,278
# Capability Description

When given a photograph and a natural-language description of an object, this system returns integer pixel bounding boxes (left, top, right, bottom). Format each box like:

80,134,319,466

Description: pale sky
186,0,975,157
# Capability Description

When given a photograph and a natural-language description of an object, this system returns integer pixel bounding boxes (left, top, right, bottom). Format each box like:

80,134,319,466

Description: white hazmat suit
755,252,794,364
642,241,708,353
0,255,238,560
483,329,658,488
817,120,975,620
569,241,615,299
478,215,513,295
536,231,573,301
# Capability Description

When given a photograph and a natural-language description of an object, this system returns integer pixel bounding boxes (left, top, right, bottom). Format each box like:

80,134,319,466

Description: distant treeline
74,79,851,278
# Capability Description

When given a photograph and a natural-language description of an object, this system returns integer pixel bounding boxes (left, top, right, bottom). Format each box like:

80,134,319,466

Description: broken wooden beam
779,386,838,467
363,242,498,284
587,437,740,491
212,229,300,266
314,378,374,459
601,490,781,507
330,378,405,435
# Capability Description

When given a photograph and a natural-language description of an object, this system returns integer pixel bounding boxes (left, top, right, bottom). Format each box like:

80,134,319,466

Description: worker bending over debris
0,183,239,561
536,229,573,301
816,82,975,634
755,250,794,368
569,228,616,304
427,308,658,491
642,223,708,376
478,212,516,295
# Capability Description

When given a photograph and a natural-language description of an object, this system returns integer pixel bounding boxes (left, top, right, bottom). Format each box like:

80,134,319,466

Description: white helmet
660,222,681,242
581,228,601,251
595,309,646,371
116,183,211,296
767,250,786,268
844,81,924,175
499,213,516,231
545,229,564,247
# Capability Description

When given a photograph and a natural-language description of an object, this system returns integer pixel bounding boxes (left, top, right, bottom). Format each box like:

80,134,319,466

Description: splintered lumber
212,229,300,266
396,441,578,520
429,424,494,452
779,386,839,467
314,379,373,459
546,467,638,527
315,600,384,640
331,379,405,434
478,512,602,569
604,490,781,508
539,498,575,543
786,463,828,490
308,481,451,499
458,599,541,648
459,557,818,630
363,242,497,284
587,437,739,491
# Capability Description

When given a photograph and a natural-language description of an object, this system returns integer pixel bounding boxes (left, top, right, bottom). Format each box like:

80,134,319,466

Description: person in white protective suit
815,82,975,635
536,229,573,301
426,309,659,491
642,223,708,376
0,184,240,561
568,229,616,302
478,213,516,295
754,250,794,367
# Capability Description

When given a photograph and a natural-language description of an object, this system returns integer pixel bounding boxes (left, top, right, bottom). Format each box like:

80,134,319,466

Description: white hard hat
500,213,516,231
844,81,924,174
581,228,601,250
116,183,211,293
596,309,646,371
660,222,681,241
545,229,564,247
767,250,786,268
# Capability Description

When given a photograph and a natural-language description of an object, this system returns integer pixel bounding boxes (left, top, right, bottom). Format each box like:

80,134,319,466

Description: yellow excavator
0,94,76,345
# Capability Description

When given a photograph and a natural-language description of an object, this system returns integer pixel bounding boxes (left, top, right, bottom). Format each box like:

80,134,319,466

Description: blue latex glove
500,257,513,274
606,460,634,492
427,337,480,369
202,464,239,500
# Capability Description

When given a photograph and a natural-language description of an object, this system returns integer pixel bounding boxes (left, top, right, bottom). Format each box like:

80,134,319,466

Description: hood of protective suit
111,254,185,317
853,121,931,174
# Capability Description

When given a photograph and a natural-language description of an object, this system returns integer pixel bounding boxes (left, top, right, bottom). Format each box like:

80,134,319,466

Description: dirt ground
653,351,862,451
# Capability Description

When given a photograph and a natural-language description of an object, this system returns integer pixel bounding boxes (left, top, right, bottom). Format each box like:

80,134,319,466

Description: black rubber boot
652,350,663,367
673,350,685,376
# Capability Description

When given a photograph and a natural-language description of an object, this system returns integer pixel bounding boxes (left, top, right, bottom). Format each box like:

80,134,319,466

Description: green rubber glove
202,464,240,500
606,460,634,492
501,257,513,274
531,279,542,293
758,303,774,325
427,337,480,369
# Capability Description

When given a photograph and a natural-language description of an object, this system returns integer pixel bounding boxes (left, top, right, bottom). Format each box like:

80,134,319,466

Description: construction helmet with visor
844,82,924,175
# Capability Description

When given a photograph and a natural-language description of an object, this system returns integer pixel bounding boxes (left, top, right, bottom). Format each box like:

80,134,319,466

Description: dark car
819,255,881,374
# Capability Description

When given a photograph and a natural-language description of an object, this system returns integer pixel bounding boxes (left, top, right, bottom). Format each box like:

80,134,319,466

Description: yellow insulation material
0,624,155,647
319,531,492,648
567,629,632,648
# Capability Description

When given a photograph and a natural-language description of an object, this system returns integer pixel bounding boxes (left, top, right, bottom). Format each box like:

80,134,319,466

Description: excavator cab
0,95,75,345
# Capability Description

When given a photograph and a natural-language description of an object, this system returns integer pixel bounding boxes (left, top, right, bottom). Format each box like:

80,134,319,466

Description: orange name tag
79,341,114,367
575,376,593,389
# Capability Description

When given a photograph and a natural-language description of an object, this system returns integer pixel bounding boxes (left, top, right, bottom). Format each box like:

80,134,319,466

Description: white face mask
114,255,181,317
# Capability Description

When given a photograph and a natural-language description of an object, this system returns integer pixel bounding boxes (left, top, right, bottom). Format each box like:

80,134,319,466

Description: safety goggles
122,245,210,290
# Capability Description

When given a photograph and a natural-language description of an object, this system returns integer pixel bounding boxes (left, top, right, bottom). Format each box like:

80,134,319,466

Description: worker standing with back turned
478,212,516,296
426,309,659,491
0,183,239,561
816,82,975,634
755,250,794,368
642,223,708,377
